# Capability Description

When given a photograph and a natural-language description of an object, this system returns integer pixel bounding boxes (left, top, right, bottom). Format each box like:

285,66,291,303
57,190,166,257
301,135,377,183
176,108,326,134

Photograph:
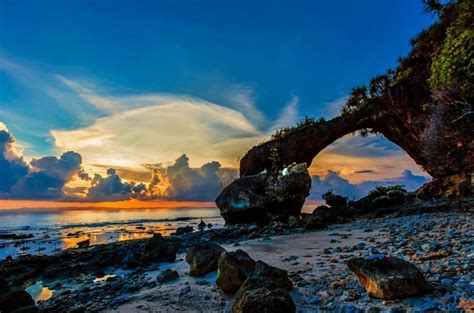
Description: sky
0,0,434,205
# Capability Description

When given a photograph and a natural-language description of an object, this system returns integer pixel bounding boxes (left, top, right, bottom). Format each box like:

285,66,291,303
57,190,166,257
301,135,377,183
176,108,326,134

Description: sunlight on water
0,207,224,260
117,232,153,241
93,274,116,283
26,281,54,303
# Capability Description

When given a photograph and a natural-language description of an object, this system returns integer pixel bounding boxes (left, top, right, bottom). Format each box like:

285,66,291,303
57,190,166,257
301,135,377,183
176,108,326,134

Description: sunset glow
0,199,216,210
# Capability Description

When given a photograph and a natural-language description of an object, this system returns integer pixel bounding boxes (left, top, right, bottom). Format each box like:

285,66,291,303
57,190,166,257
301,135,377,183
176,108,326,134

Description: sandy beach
106,211,473,312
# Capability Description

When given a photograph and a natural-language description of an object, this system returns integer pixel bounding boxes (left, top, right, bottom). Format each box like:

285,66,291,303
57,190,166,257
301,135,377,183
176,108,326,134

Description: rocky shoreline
0,198,472,312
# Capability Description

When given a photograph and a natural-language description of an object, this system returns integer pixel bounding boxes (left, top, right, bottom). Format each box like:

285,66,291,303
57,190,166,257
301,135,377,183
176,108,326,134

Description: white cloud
272,96,299,130
51,97,268,172
318,96,348,119
227,84,267,127
57,76,119,113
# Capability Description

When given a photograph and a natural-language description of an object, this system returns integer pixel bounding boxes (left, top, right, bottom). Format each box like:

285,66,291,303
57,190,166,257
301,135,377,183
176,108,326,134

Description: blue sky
0,1,434,202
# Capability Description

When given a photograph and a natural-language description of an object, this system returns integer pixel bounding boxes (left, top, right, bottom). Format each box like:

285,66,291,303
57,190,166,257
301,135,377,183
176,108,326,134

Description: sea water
0,206,223,260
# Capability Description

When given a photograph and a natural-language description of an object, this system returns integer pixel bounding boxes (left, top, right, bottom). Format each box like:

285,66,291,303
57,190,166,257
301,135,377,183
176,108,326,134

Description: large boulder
216,249,256,292
216,163,311,224
347,256,433,299
144,234,178,262
304,205,341,229
252,261,292,290
185,241,226,276
232,283,295,313
233,271,296,313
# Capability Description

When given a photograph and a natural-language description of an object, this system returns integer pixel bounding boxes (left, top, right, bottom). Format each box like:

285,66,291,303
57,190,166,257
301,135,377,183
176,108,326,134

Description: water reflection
93,274,116,283
0,207,224,260
117,232,153,242
26,281,53,303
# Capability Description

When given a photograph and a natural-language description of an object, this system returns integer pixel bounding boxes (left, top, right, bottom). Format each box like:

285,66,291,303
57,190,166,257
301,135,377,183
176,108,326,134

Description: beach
2,209,472,312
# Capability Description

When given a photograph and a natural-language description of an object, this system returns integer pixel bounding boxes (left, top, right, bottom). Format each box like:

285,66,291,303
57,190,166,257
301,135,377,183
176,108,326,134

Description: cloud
0,128,89,199
0,126,238,202
226,84,267,128
139,154,238,201
86,169,133,201
10,151,85,199
354,169,376,174
51,97,267,171
317,96,348,119
309,169,430,200
309,133,429,184
0,130,29,193
272,96,299,131
325,133,400,158
57,76,119,113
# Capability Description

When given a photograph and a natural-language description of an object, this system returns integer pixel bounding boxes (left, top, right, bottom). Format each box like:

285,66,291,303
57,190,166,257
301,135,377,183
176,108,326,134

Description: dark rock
252,261,292,290
76,239,90,248
216,163,311,224
121,253,140,269
216,249,256,292
305,205,340,229
175,226,194,235
386,190,406,203
0,233,34,240
287,216,301,228
185,241,226,276
371,196,394,208
0,290,35,312
347,256,433,299
232,286,295,313
235,277,277,298
198,219,206,231
156,269,179,283
144,234,178,262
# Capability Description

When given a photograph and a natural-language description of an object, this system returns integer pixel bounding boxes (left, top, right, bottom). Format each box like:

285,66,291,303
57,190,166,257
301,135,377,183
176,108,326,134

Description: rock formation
236,1,472,200
216,163,311,224
251,261,292,291
185,241,226,276
216,249,256,292
347,256,433,299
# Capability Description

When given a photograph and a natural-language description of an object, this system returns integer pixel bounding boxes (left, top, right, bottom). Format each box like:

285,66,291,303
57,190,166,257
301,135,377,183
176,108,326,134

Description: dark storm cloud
309,170,429,200
0,130,29,193
0,129,88,199
87,169,133,201
10,151,84,199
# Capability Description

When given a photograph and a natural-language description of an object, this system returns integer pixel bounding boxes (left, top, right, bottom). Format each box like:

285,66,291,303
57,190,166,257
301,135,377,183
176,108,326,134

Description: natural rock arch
239,86,471,198
240,110,429,178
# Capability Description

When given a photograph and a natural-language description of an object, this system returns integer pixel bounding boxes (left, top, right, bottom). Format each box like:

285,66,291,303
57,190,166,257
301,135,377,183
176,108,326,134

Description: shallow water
0,207,223,260
26,281,54,303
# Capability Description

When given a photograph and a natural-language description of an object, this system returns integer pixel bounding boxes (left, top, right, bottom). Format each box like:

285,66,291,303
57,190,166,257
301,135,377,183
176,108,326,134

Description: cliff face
240,0,473,198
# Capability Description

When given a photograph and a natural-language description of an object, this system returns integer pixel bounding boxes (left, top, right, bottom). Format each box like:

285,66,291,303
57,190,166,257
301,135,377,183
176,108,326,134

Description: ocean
0,206,223,260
